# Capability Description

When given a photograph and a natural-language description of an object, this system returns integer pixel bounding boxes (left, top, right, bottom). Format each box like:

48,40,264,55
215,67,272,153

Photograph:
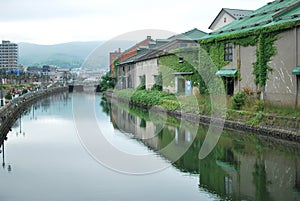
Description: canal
0,92,299,201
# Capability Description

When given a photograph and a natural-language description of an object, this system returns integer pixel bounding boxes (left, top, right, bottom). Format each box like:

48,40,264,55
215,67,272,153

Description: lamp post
0,69,4,107
2,142,5,169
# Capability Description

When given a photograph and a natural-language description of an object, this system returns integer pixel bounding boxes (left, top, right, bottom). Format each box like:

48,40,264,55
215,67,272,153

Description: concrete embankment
104,91,300,143
0,87,68,142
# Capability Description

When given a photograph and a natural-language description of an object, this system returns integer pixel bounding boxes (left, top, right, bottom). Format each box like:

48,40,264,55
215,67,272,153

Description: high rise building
0,40,18,69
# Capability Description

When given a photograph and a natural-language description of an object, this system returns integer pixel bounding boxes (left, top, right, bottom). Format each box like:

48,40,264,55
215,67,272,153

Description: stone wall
105,91,300,142
0,87,68,141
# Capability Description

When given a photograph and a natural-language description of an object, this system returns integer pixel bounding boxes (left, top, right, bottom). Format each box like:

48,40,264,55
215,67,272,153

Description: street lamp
0,68,4,107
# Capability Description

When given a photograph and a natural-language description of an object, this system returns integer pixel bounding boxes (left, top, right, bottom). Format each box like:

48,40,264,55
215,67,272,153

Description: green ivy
198,22,298,92
207,43,229,70
253,33,277,87
159,53,208,94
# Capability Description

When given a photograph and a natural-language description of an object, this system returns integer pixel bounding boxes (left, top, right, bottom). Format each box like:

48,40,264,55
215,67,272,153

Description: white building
208,8,252,31
0,40,18,69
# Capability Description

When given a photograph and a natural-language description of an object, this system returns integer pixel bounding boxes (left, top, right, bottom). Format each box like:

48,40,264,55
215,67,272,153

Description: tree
99,72,115,92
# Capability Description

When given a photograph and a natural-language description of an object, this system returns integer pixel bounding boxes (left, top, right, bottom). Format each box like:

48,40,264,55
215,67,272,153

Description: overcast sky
0,0,271,45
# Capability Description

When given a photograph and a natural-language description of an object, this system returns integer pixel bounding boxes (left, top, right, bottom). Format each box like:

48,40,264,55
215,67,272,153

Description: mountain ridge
18,40,138,69
18,41,102,68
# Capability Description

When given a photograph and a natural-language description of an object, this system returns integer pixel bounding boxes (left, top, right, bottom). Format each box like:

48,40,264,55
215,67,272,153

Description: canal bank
0,87,68,141
104,91,300,143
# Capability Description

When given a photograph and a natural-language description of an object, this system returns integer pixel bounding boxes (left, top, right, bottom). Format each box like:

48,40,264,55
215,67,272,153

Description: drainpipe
296,26,299,108
237,44,241,92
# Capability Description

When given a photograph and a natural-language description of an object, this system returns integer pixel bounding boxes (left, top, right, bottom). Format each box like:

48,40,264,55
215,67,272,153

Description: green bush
253,100,265,112
99,72,115,92
5,92,12,100
151,84,162,91
246,112,264,125
232,92,247,110
22,89,28,94
115,89,176,107
160,99,180,110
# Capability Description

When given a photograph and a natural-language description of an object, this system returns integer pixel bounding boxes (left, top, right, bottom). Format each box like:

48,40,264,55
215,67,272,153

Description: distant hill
19,40,138,70
19,41,101,69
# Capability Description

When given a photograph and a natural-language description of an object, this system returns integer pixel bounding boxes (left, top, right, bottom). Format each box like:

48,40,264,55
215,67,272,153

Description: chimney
147,36,151,40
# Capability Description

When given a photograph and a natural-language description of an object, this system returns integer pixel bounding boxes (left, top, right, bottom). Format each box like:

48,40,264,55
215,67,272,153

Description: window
224,43,233,62
224,17,227,23
153,75,157,83
180,43,188,48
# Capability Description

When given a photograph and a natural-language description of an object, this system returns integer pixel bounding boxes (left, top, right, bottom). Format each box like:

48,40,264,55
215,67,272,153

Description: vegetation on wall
159,49,209,94
137,75,146,90
253,33,277,90
151,73,163,91
198,22,298,99
201,43,229,70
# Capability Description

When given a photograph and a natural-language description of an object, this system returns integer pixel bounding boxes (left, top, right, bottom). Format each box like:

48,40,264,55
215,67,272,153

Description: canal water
0,92,299,201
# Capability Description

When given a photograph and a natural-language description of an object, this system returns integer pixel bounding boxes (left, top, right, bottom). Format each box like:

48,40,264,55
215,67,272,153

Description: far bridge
68,83,100,93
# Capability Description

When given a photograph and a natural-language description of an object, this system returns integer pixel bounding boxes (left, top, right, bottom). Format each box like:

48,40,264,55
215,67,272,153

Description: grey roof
223,8,253,19
115,28,206,66
209,8,253,29
168,28,207,41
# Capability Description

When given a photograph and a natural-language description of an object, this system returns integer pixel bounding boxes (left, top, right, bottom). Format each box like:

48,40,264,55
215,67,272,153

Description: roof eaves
273,1,300,17
209,8,226,29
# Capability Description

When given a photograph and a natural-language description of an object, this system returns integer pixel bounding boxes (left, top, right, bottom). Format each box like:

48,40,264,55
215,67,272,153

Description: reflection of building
111,103,160,150
0,40,18,69
110,102,196,153
106,99,300,201
198,141,300,201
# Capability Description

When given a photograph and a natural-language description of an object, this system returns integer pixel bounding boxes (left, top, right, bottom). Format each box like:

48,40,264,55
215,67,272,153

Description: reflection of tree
41,97,51,111
107,99,299,201
252,160,273,201
199,154,228,197
100,97,111,115
139,118,146,128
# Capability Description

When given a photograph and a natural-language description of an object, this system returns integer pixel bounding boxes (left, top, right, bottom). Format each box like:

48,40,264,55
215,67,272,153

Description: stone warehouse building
200,0,300,106
114,28,206,92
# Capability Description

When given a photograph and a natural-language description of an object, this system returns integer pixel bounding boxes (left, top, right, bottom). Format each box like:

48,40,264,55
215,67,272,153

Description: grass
113,88,300,129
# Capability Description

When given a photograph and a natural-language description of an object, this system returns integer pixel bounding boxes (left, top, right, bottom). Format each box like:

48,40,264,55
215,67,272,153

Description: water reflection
0,93,299,201
1,93,220,201
0,140,13,174
106,97,300,201
0,92,71,173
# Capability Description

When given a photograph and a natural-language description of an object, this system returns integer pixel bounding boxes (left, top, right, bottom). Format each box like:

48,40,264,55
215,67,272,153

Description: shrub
5,92,12,100
22,89,28,94
151,84,162,91
160,99,180,111
242,86,254,96
253,100,265,112
246,112,264,125
232,92,247,110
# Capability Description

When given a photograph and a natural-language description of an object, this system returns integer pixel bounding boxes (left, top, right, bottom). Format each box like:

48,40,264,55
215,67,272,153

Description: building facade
208,8,253,31
201,0,300,106
115,28,207,93
109,48,121,77
0,40,18,69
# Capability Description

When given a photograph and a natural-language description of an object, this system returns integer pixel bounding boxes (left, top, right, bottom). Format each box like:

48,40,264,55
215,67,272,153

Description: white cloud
0,0,271,44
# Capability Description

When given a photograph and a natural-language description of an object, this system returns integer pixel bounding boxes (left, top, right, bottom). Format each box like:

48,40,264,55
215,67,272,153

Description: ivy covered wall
158,47,221,95
199,22,299,99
